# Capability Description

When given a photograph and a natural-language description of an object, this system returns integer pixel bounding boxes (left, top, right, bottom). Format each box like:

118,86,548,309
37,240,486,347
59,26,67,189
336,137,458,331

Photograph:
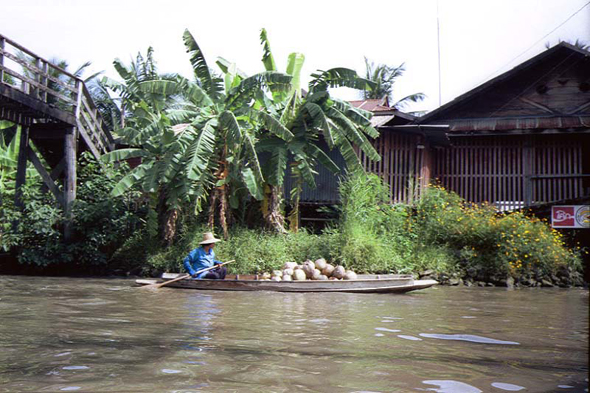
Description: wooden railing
0,33,113,159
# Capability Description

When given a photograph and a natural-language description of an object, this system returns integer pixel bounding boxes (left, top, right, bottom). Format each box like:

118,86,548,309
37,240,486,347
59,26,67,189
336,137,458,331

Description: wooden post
419,138,432,197
0,36,5,83
64,127,77,241
14,126,29,210
523,136,533,207
40,61,48,103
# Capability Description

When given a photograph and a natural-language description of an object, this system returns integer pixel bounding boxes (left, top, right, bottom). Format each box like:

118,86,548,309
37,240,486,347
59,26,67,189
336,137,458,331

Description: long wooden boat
136,273,438,294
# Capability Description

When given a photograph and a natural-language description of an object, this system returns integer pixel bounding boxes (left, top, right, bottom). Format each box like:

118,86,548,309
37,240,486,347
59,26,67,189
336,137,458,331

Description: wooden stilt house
414,42,590,210
0,34,114,238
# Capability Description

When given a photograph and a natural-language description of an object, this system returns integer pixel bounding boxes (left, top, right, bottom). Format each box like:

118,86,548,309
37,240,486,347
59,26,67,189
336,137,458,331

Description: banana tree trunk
219,184,229,239
208,148,230,239
207,189,217,229
162,208,179,245
288,174,302,233
157,188,179,245
264,184,287,233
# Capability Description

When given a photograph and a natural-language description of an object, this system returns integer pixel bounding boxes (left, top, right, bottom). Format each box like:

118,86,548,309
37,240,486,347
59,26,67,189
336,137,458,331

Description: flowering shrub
412,185,582,280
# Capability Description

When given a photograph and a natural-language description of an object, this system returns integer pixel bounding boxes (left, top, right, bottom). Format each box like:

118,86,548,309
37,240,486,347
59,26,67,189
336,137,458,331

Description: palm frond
327,107,380,161
183,29,223,100
302,102,334,148
255,110,293,141
219,111,242,146
111,162,152,196
265,145,288,186
391,93,426,109
216,57,248,79
308,144,339,173
186,121,217,181
226,71,292,109
309,68,375,92
100,148,148,163
260,28,277,72
138,80,180,96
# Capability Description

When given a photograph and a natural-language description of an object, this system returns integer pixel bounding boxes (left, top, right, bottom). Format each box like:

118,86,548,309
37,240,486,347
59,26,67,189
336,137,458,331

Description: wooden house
413,42,590,211
294,42,590,227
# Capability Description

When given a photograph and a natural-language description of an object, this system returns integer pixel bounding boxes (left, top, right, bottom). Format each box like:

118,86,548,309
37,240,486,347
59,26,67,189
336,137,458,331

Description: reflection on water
0,276,587,392
421,379,482,392
418,333,520,345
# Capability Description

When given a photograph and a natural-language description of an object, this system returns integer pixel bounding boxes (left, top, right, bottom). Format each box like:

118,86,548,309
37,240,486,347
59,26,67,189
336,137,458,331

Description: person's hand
191,273,199,278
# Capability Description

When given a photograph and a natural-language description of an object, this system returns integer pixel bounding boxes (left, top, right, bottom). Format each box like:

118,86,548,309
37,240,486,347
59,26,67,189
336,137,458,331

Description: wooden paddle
143,260,235,289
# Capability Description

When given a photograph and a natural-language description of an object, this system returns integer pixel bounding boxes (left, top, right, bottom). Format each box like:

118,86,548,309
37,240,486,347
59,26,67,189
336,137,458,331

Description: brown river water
0,276,587,393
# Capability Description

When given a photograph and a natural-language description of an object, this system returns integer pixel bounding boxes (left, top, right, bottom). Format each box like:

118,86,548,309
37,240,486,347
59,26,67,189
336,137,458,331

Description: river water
0,276,587,393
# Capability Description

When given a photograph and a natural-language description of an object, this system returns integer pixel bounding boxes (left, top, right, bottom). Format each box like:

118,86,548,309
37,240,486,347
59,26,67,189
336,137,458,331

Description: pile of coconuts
260,258,358,282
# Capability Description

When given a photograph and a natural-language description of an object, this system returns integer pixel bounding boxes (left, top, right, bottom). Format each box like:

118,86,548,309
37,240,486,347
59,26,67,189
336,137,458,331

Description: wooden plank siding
357,131,426,204
431,134,589,210
355,131,588,210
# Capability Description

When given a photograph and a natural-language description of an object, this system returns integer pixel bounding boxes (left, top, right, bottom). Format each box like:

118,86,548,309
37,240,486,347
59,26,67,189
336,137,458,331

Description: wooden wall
359,132,589,209
358,130,428,204
432,134,589,210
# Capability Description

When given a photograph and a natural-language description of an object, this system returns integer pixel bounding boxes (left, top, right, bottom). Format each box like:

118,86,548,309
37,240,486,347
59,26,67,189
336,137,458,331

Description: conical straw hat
199,232,222,245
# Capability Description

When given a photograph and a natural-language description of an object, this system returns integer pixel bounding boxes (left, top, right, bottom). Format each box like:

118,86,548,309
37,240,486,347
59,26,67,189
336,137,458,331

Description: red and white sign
551,205,590,228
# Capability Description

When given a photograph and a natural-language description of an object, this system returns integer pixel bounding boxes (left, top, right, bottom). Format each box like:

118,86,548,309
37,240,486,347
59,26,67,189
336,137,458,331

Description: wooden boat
136,273,438,294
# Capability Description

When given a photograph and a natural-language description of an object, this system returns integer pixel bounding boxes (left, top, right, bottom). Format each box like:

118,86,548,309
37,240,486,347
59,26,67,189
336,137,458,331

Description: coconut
332,265,346,279
302,264,315,278
282,262,298,270
303,260,315,270
293,269,307,281
283,268,294,276
311,269,322,280
329,277,339,280
322,264,335,277
318,274,328,280
314,258,327,270
272,270,283,277
261,272,271,280
271,276,282,281
282,275,293,281
344,270,358,280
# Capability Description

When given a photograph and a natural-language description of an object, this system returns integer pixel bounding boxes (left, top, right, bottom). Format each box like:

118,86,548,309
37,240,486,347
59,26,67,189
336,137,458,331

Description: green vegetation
99,29,379,242
362,57,425,110
1,152,146,272
0,29,584,286
103,172,583,288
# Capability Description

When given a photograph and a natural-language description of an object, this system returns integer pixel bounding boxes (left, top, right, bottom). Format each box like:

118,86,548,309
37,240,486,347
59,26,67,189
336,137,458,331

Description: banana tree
101,30,293,242
255,29,381,232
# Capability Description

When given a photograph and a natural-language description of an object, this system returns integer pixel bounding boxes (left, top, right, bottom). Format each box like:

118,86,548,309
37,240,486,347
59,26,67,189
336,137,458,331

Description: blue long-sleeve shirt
183,247,221,278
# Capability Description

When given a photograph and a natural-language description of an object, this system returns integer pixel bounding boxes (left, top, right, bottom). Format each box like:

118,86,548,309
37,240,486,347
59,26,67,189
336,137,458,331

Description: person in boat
183,232,227,279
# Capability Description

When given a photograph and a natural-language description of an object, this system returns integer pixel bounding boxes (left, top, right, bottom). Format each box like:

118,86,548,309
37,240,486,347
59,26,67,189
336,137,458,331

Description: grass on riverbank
120,173,583,287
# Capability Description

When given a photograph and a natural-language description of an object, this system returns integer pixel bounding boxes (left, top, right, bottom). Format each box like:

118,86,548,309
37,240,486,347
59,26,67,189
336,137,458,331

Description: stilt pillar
14,126,30,211
64,127,77,241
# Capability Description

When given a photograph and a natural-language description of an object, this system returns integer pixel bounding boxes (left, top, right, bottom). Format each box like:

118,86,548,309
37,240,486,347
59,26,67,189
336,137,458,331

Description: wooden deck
0,33,113,158
0,33,114,237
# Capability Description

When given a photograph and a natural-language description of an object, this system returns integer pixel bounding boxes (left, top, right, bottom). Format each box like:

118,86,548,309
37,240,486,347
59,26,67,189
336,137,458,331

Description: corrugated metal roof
349,99,391,112
371,115,396,128
448,116,590,132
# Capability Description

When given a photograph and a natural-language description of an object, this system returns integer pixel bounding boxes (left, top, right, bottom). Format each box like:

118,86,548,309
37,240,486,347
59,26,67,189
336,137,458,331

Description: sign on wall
551,205,590,228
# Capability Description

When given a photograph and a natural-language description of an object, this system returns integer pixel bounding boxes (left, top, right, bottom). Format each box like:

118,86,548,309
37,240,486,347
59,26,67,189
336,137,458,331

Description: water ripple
419,333,520,345
422,380,482,393
162,369,182,374
375,327,401,333
491,382,526,391
397,335,422,341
